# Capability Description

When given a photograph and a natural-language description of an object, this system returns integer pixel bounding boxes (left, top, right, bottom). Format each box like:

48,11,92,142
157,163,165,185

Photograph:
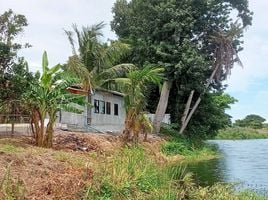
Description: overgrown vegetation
84,146,265,200
112,0,252,136
160,124,218,161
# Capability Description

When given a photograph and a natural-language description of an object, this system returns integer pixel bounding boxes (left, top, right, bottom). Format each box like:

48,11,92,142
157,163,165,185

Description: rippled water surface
188,139,268,193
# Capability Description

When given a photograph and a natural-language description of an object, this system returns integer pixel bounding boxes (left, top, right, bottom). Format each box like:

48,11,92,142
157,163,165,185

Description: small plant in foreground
0,162,25,200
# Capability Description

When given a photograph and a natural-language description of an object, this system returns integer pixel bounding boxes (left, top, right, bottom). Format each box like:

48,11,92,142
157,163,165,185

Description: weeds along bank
0,132,265,200
85,146,264,200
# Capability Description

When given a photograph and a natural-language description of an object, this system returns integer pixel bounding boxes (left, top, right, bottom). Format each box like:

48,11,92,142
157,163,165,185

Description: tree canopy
65,23,135,92
0,9,37,116
111,0,252,137
234,114,266,129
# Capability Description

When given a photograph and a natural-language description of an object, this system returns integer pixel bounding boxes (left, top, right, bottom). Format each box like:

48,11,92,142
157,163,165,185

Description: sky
0,0,267,121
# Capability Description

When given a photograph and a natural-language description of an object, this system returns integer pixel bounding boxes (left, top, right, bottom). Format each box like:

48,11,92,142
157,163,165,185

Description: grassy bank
0,132,266,199
215,127,268,140
160,124,219,162
85,146,265,200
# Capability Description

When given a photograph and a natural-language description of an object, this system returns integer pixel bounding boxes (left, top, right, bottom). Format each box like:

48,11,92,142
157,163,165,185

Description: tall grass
160,124,218,161
83,146,264,200
84,146,194,199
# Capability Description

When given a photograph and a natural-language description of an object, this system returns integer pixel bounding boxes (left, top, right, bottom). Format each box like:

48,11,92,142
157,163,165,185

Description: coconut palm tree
179,24,243,134
25,51,84,147
114,66,163,142
65,22,135,93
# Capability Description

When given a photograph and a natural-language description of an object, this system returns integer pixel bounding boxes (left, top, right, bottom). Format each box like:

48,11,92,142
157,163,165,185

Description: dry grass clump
0,136,93,199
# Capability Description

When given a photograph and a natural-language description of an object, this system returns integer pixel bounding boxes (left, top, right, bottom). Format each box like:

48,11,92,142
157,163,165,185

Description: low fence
0,123,32,136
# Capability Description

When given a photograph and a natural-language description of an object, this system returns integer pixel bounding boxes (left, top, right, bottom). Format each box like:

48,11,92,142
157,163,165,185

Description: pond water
188,139,268,195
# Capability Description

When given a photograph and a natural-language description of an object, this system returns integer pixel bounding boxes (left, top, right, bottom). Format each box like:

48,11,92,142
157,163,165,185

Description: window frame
106,102,111,115
100,100,105,114
114,103,119,116
94,99,100,113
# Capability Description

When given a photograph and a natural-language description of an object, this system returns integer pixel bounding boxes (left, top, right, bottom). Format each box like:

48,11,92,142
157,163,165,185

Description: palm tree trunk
123,110,133,141
153,80,172,134
179,96,201,134
181,90,195,125
179,64,220,134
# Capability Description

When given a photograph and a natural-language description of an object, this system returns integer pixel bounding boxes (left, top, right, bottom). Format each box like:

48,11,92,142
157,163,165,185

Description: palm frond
97,63,136,82
66,55,92,91
64,29,77,55
103,41,130,67
211,23,244,82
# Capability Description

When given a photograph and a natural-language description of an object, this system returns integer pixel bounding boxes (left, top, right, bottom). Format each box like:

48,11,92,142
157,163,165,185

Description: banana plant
25,51,84,148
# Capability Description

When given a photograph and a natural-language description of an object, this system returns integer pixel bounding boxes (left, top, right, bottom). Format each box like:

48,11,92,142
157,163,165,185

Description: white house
60,88,126,133
59,87,171,133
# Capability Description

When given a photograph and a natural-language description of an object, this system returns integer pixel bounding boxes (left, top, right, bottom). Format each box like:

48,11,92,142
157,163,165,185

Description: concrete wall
146,114,171,124
60,102,87,128
90,91,125,132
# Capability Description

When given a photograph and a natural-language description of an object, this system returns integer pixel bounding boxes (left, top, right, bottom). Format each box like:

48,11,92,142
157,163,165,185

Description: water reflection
186,158,225,186
187,139,268,193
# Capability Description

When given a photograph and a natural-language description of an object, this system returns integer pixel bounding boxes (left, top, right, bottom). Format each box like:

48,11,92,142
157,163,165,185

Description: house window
106,102,111,115
94,100,99,113
114,103,119,116
100,101,105,114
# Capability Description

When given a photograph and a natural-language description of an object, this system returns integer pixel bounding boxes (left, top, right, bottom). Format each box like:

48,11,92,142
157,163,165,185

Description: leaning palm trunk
179,26,242,135
153,80,172,134
179,61,222,134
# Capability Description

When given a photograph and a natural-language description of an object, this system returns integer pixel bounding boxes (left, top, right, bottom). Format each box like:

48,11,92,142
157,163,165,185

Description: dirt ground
0,130,165,199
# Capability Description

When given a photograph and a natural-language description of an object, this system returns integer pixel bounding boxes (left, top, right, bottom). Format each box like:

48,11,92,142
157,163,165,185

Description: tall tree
0,9,33,105
179,25,243,134
111,0,252,135
234,114,266,129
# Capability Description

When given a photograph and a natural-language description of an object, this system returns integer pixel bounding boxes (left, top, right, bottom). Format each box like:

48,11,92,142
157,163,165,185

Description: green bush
161,141,188,155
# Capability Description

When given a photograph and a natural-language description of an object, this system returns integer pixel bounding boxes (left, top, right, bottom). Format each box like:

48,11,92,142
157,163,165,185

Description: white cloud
226,0,268,93
1,0,268,120
0,0,117,71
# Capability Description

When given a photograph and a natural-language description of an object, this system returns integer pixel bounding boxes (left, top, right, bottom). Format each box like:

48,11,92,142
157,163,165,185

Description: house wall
90,91,125,132
60,91,125,132
60,102,87,129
